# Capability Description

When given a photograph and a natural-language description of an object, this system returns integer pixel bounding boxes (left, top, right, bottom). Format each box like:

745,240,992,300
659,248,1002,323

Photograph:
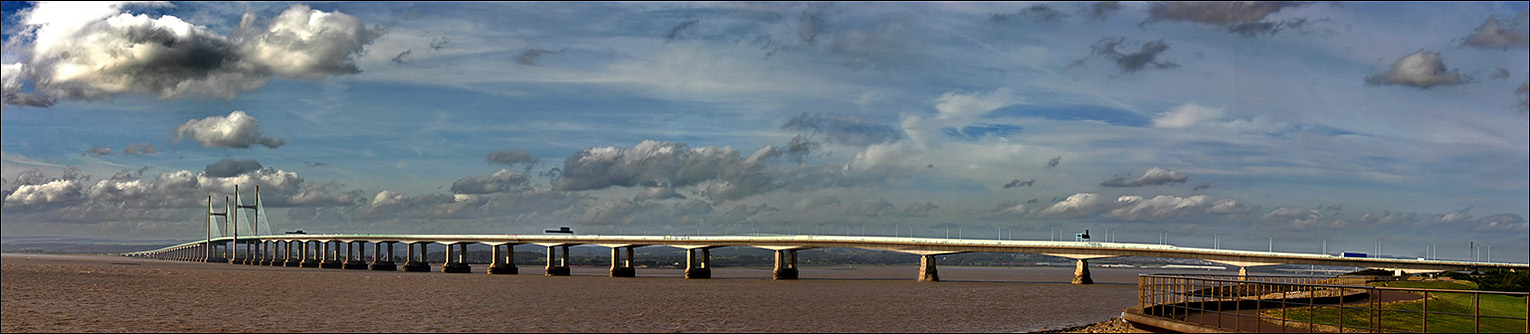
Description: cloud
633,187,686,202
389,49,414,66
555,140,784,202
1100,167,1189,187
989,200,1029,218
1462,15,1529,50
4,179,84,206
450,169,530,195
123,143,157,155
843,198,895,217
1045,156,1061,168
792,196,841,212
1,3,379,107
1472,213,1528,232
665,19,700,42
85,146,111,156
203,158,264,178
172,110,286,149
1364,51,1463,88
1192,182,1212,191
486,149,538,166
781,112,903,147
1082,2,1123,20
1153,103,1224,128
1,63,56,107
991,4,1070,23
518,48,565,65
1075,37,1181,74
1002,178,1035,188
901,201,940,217
1106,195,1253,220
1034,193,1110,218
1143,1,1317,36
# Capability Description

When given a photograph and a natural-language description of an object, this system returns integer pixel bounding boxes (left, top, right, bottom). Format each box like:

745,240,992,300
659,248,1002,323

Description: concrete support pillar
610,246,636,277
299,241,317,268
369,242,397,271
545,245,571,276
442,243,471,273
773,250,799,280
403,243,431,272
1072,259,1093,285
344,242,369,270
256,241,266,265
285,241,300,267
320,241,343,269
261,241,273,265
685,248,712,279
1237,266,1248,281
919,255,940,282
488,244,518,275
244,241,254,264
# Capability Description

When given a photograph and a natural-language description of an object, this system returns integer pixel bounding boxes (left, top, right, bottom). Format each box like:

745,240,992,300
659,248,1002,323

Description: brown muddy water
1,253,1184,332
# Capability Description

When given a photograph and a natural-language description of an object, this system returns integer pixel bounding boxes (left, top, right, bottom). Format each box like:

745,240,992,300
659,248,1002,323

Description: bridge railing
1137,273,1529,333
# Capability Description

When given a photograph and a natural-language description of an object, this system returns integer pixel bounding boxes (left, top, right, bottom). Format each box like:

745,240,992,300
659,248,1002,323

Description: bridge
121,186,1529,283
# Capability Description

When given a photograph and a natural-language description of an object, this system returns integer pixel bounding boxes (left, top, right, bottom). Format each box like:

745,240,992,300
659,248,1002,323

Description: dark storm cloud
1142,1,1318,36
203,158,265,178
781,112,903,147
517,48,566,65
991,4,1070,23
390,49,414,66
1100,167,1189,187
665,19,700,42
1074,37,1181,74
487,149,539,166
1002,178,1035,188
1082,2,1123,20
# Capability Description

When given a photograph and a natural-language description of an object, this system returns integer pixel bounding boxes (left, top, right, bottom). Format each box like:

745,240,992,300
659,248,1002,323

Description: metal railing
1138,273,1529,333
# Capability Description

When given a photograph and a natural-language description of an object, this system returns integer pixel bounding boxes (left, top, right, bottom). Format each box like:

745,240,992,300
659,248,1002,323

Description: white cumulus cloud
172,110,286,149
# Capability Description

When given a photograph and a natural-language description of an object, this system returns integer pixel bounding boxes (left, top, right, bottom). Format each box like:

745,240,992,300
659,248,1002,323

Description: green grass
1263,280,1527,333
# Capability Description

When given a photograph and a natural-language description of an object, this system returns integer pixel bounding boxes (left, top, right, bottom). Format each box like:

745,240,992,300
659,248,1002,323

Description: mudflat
2,253,1148,332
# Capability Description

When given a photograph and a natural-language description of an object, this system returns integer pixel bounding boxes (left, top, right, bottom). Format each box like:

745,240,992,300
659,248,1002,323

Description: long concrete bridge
122,233,1528,283
121,187,1529,283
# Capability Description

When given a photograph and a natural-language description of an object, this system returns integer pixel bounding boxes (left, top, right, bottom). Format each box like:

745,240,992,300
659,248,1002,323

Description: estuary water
1,253,1168,332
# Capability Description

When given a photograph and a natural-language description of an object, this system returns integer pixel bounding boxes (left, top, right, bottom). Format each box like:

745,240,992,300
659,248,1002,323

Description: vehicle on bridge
1342,252,1367,258
285,230,307,235
544,227,573,234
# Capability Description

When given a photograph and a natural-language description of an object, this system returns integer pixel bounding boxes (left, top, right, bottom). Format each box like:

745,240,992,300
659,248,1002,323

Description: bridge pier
685,248,711,279
265,241,279,266
1072,259,1093,285
299,241,318,267
242,241,255,265
442,243,472,273
344,241,369,270
255,241,269,265
320,241,343,269
919,255,939,282
284,242,298,268
487,244,518,275
609,246,636,277
370,241,397,271
545,245,571,276
403,243,432,272
773,249,798,280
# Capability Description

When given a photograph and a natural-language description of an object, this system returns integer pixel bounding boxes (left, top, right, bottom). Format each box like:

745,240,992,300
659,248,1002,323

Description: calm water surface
2,254,1183,332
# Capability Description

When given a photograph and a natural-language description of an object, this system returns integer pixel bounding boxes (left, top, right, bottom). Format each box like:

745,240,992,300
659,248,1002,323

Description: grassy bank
1265,280,1527,333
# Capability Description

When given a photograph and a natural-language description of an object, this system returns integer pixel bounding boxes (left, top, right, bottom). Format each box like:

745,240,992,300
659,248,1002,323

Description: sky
1,2,1526,263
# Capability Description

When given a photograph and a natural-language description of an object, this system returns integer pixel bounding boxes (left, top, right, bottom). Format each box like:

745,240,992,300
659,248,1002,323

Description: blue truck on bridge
1341,252,1367,258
